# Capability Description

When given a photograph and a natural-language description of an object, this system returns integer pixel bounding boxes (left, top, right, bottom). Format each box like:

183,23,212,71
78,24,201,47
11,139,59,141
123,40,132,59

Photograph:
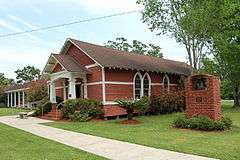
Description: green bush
62,99,77,117
62,98,103,120
173,115,232,131
69,111,91,122
115,96,150,120
33,102,52,116
149,91,185,115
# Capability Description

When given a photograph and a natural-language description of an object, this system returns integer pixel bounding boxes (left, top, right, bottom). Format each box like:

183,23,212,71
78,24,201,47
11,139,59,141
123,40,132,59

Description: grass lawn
45,101,240,160
0,107,106,160
0,107,30,116
0,123,106,160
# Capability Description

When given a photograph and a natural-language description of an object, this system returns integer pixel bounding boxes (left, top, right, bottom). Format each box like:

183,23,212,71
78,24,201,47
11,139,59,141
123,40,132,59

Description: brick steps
41,109,62,120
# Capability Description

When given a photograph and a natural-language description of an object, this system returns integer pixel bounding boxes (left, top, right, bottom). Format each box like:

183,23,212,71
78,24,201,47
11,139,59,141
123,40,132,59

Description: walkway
0,116,217,160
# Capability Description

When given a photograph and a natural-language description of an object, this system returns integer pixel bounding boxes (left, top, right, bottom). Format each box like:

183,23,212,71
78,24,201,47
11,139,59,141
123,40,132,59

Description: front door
75,84,81,98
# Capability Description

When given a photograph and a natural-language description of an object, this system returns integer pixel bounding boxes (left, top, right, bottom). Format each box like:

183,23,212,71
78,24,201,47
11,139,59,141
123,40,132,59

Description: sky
0,0,187,79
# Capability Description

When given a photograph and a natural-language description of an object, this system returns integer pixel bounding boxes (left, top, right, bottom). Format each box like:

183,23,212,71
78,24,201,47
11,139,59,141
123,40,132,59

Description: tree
26,80,48,103
15,66,41,84
115,96,150,120
200,57,234,100
0,73,14,86
182,0,240,106
105,37,163,57
137,0,207,70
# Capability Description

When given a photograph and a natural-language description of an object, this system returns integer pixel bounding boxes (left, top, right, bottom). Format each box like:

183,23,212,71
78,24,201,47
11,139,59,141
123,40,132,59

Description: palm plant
115,96,150,120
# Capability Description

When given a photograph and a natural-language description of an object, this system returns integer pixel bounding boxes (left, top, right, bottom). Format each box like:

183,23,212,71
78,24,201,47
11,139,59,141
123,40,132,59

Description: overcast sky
0,0,187,79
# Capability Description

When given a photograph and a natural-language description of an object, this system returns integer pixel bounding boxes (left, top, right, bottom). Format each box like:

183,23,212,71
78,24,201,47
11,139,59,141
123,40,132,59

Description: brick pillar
185,74,222,121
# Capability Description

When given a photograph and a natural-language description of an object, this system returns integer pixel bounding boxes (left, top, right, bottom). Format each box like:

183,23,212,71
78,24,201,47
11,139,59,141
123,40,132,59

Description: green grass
0,107,30,116
0,123,106,160
45,101,240,160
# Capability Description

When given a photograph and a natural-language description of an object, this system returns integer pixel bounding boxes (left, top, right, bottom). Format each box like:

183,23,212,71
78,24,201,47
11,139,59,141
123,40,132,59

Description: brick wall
66,44,95,66
185,74,221,120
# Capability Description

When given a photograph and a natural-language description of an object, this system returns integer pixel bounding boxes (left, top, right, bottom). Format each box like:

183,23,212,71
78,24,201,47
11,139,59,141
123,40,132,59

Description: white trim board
87,81,133,86
85,63,99,69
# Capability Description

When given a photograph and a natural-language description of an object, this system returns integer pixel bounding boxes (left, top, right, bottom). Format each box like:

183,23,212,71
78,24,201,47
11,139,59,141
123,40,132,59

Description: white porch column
68,78,76,99
22,91,25,108
18,92,21,107
14,92,17,107
7,93,10,107
10,92,13,107
50,82,56,103
83,78,87,99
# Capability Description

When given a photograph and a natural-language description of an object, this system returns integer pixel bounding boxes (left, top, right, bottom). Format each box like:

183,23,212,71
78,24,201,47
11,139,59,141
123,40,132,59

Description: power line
0,9,142,38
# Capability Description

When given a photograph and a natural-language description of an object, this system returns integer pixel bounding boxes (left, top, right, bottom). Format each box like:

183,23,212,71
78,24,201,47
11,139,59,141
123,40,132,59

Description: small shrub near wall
173,115,232,131
62,98,103,122
148,91,185,115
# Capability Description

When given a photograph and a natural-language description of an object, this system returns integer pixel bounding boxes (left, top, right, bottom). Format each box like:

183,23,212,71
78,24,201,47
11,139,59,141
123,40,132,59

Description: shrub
33,101,52,116
115,96,150,120
149,91,185,115
62,98,103,120
69,111,91,122
173,115,232,131
62,99,77,117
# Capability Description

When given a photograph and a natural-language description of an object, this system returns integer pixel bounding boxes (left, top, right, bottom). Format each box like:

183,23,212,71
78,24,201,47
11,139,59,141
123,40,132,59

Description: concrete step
40,116,61,120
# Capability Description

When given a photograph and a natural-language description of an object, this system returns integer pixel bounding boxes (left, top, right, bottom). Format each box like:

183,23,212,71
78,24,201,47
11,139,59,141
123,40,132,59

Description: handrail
56,101,64,119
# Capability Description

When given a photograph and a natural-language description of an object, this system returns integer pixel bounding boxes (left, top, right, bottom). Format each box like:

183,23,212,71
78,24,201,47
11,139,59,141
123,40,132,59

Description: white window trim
133,72,143,100
163,74,170,92
143,73,151,97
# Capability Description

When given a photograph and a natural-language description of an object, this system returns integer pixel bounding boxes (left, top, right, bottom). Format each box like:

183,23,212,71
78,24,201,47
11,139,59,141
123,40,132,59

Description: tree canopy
15,66,41,84
137,0,207,69
0,73,14,86
187,0,240,106
105,37,163,58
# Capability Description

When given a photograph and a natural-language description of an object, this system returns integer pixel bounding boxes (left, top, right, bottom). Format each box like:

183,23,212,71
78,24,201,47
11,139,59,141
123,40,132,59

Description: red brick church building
5,38,192,118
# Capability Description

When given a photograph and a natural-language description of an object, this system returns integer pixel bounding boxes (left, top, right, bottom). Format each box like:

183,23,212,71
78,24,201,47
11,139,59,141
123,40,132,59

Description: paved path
0,116,217,160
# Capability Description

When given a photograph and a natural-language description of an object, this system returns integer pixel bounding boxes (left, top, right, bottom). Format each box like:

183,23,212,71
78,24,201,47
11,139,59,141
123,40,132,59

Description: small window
143,74,150,96
163,74,170,92
134,74,141,99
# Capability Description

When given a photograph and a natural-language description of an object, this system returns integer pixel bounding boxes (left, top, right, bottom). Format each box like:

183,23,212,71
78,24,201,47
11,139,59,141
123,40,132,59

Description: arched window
163,74,170,92
143,73,151,96
134,73,142,99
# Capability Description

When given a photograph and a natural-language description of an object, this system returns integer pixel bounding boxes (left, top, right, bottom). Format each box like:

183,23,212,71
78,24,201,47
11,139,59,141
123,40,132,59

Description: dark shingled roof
52,54,90,73
4,80,47,92
68,39,192,75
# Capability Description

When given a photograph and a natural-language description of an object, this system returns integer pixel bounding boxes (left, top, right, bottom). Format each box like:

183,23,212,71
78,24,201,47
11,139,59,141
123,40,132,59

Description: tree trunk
234,86,240,107
127,108,134,120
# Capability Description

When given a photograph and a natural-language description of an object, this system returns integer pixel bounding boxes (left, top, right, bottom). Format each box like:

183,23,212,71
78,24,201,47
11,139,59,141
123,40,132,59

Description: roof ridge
69,38,187,65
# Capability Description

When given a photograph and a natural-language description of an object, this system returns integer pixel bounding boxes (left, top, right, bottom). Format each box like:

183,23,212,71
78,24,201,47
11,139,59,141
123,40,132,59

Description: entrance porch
43,70,88,120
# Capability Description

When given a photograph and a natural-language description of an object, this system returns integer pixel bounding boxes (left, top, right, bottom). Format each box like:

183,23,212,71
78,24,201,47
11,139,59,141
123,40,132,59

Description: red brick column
185,74,222,120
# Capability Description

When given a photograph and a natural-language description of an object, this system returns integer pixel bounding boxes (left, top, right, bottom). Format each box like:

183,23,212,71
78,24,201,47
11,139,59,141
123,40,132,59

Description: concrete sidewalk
0,116,217,160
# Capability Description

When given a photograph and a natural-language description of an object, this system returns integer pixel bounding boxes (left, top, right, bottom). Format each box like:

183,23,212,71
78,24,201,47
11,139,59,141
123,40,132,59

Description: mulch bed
119,119,142,125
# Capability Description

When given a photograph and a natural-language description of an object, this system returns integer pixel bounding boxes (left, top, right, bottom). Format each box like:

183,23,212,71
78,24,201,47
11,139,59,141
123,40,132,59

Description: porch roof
52,54,90,73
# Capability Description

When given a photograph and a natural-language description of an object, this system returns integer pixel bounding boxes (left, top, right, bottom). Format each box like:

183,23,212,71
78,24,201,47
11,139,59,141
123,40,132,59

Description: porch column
14,92,17,107
68,78,76,99
50,82,56,103
7,93,9,107
18,92,21,107
22,91,25,107
83,78,87,98
10,92,13,107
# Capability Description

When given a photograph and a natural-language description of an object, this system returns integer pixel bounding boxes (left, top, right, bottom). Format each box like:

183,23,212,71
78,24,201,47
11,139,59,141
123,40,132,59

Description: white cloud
0,19,41,41
79,0,142,13
8,15,38,29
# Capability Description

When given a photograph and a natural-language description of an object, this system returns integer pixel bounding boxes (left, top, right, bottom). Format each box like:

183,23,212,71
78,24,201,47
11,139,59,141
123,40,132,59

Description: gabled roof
65,38,192,75
52,54,90,73
42,53,90,74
